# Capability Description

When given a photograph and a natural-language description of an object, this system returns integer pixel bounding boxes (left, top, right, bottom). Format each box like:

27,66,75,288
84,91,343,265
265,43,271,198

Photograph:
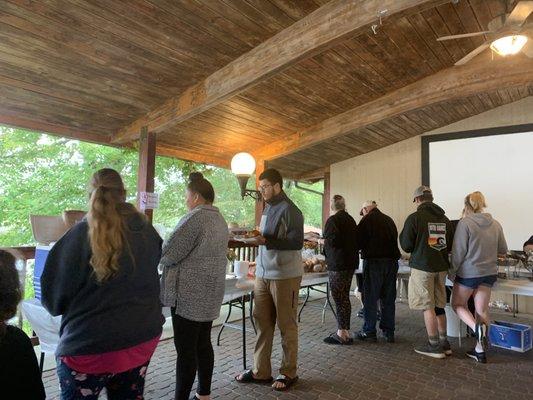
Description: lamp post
231,152,261,201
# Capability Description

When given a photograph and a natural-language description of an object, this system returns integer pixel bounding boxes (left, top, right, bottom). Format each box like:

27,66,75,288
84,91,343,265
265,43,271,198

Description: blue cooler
489,320,532,353
33,245,52,301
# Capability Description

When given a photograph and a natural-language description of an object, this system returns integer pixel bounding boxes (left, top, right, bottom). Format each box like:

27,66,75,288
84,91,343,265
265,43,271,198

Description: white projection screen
422,125,533,251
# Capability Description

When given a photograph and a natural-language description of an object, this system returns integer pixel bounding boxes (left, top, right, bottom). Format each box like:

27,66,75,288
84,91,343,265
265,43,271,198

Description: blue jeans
56,357,150,400
362,259,398,334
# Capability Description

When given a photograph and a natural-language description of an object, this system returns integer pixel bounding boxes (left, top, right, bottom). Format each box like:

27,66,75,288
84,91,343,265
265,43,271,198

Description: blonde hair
87,168,129,282
463,191,487,216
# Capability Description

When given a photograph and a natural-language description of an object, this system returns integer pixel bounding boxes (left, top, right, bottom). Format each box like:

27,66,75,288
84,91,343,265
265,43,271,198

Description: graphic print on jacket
428,223,447,251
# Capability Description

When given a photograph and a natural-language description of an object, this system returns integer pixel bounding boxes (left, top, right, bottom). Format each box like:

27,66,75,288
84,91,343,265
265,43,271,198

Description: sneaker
466,349,487,363
414,342,446,359
356,331,377,342
475,323,488,351
440,338,452,356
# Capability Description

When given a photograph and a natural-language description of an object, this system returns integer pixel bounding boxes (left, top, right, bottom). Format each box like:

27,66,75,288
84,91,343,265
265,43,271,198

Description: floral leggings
56,358,150,400
328,268,356,330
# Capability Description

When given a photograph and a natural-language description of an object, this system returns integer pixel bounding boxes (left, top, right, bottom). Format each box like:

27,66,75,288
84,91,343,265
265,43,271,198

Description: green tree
0,126,323,247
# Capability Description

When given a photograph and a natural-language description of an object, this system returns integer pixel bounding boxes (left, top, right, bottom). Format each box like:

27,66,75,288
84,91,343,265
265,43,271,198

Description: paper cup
234,261,249,278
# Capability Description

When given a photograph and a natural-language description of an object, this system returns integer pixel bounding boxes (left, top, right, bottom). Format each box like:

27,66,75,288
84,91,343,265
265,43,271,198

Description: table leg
217,302,233,346
242,295,247,371
325,282,337,322
513,294,518,318
298,287,311,322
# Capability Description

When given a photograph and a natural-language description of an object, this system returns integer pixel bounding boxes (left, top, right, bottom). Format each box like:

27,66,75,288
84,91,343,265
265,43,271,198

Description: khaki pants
252,276,302,379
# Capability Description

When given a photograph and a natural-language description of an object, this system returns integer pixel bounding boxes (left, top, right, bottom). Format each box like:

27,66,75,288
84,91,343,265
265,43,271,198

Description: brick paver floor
43,301,533,399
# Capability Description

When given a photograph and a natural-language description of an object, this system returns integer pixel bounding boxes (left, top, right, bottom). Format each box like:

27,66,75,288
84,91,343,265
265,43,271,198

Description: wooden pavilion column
137,126,156,222
254,159,266,228
322,169,331,230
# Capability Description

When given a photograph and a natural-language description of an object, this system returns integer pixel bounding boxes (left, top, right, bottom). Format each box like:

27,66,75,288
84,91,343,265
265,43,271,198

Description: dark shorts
455,274,498,289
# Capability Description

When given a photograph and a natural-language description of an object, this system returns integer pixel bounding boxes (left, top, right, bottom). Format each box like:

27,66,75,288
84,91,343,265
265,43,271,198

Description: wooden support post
137,126,156,222
322,170,331,230
254,160,266,228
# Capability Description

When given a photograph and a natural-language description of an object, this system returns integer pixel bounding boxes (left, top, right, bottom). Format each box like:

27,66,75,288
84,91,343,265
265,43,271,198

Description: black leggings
171,309,214,400
328,269,355,330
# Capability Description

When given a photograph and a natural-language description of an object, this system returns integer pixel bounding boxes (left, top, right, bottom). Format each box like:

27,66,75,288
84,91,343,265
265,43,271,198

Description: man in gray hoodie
236,168,303,391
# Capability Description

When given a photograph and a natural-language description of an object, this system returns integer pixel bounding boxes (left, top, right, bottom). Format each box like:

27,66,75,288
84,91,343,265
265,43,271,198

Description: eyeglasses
258,183,273,191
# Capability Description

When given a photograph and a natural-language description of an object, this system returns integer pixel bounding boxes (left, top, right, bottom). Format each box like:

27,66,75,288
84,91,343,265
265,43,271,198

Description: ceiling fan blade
522,39,533,57
455,42,490,66
504,1,533,27
437,31,492,41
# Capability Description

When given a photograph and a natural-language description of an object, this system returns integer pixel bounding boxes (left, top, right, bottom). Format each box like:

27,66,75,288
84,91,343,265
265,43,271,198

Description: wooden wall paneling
0,73,136,121
435,2,479,54
468,0,496,31
0,87,120,133
274,68,352,114
0,26,173,101
126,0,246,60
343,38,402,90
450,0,487,48
243,0,298,26
392,17,445,72
212,100,297,135
422,8,465,63
6,0,205,83
0,113,110,145
378,24,435,79
69,0,234,69
311,50,383,99
354,34,415,88
290,58,375,108
192,110,282,141
113,0,448,143
175,112,276,144
1,1,196,91
407,13,455,67
335,44,392,95
484,0,508,19
0,54,153,112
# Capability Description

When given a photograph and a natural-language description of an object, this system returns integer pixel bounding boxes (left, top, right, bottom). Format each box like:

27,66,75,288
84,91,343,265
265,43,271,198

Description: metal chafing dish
499,251,533,280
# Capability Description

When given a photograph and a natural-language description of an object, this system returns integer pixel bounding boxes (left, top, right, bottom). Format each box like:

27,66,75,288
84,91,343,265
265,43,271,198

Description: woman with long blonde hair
42,168,163,399
450,191,507,364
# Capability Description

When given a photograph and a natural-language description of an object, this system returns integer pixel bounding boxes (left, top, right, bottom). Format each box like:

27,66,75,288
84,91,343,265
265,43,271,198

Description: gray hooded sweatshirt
451,213,508,278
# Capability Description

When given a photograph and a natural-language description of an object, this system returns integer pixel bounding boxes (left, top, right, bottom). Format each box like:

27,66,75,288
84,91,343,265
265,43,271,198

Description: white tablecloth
21,298,61,353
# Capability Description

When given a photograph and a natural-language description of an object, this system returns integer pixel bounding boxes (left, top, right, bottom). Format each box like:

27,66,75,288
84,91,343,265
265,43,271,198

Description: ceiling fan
437,0,533,65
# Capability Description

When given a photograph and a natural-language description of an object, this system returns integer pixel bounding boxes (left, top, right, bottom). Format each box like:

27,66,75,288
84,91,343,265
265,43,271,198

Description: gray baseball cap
413,185,432,202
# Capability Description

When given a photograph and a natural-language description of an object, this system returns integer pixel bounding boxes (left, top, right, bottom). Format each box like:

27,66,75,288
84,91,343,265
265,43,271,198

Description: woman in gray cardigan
450,191,507,364
160,172,228,400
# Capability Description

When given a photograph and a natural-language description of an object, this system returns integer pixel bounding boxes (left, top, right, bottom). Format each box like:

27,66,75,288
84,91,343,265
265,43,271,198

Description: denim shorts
455,274,498,289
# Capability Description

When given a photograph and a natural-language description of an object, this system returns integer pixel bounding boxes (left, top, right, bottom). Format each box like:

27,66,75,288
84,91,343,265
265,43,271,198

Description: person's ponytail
87,169,127,282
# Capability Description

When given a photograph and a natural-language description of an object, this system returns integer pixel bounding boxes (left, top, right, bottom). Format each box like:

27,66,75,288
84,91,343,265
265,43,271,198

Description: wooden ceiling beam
111,0,448,144
255,56,533,161
155,146,230,168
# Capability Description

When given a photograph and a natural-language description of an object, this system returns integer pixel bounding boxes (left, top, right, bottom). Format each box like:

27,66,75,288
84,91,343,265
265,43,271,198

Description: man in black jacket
400,186,454,359
356,201,401,343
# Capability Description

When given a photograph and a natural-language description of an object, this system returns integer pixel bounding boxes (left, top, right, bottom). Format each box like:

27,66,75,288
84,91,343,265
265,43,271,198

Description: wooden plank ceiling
0,0,531,179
